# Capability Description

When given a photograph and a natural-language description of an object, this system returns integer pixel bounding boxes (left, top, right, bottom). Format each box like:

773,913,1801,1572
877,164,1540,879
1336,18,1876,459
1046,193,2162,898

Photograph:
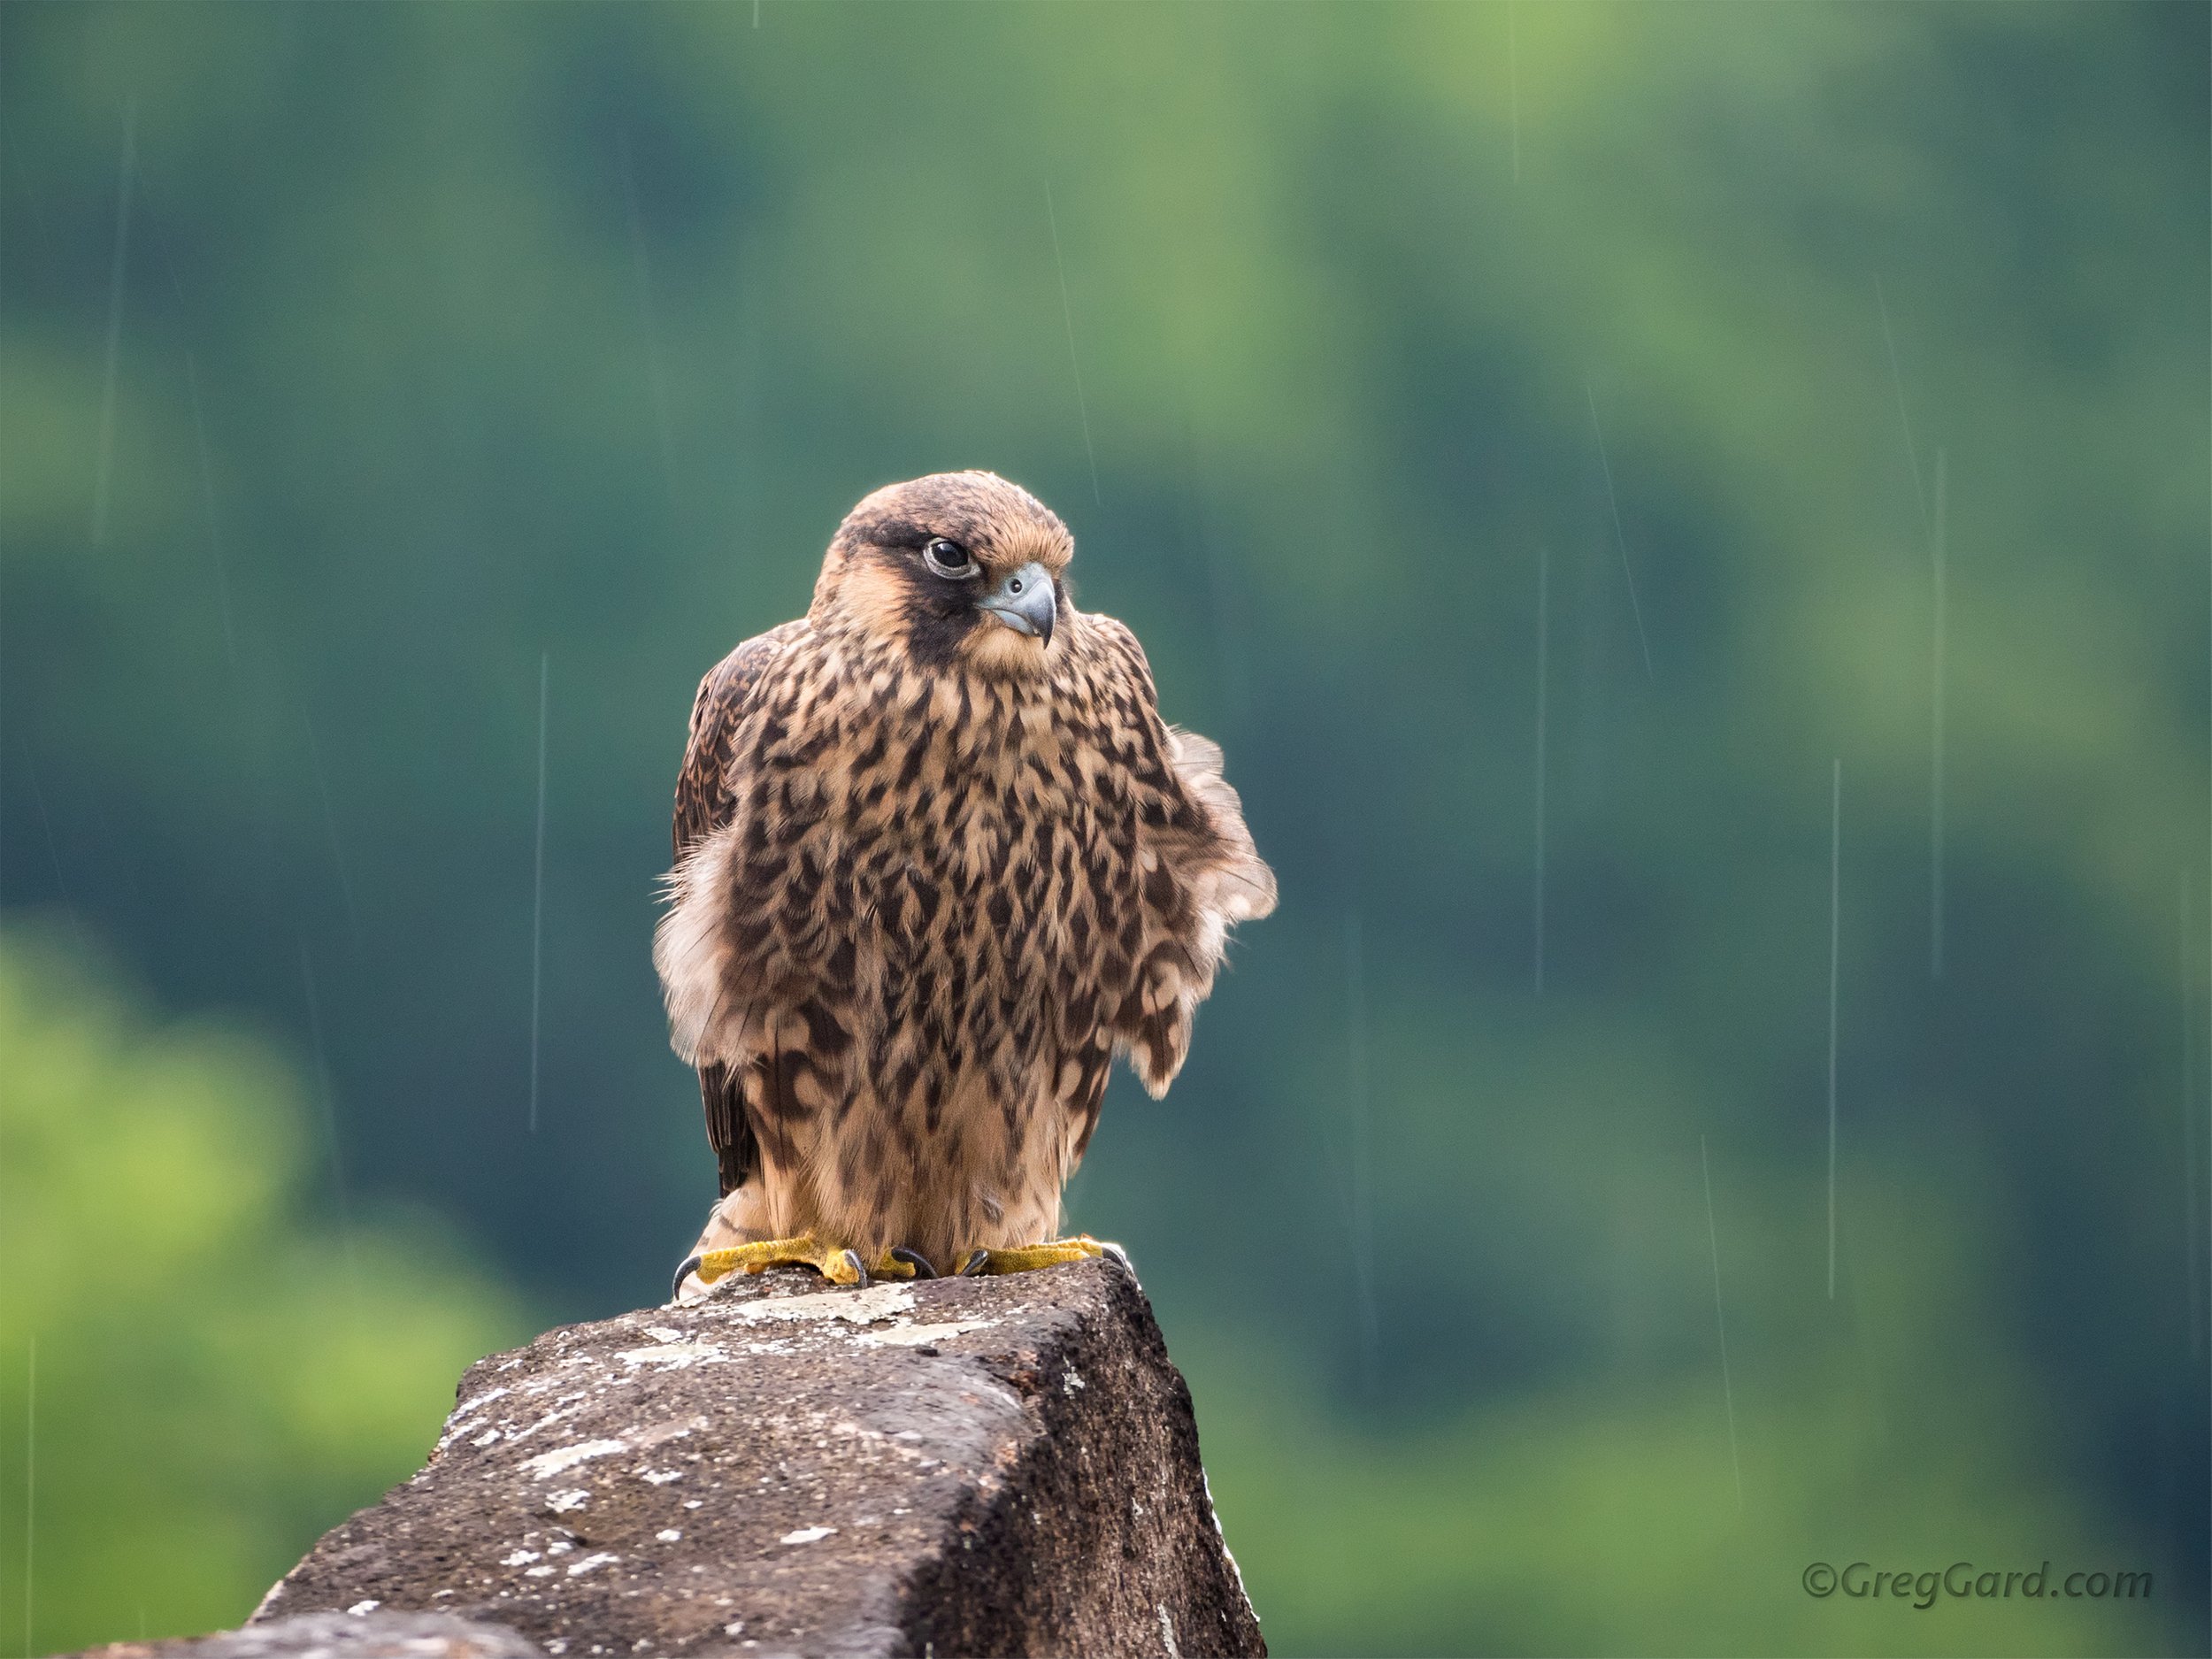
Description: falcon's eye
922,538,979,580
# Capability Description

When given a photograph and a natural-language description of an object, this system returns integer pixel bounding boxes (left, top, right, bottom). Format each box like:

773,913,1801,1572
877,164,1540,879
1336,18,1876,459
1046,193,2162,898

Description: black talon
671,1254,704,1302
888,1246,937,1279
959,1250,990,1277
836,1248,869,1288
1099,1241,1133,1273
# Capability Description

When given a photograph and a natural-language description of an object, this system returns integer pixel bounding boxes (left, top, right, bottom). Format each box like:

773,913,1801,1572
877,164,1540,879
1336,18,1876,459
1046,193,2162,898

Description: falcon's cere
657,472,1275,1296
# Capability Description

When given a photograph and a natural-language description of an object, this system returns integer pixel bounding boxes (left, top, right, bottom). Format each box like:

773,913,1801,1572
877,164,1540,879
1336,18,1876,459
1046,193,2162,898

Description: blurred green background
0,2,2204,1653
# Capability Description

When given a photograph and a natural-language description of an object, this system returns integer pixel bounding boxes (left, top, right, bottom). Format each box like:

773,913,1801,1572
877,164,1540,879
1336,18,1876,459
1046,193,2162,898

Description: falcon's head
812,472,1074,676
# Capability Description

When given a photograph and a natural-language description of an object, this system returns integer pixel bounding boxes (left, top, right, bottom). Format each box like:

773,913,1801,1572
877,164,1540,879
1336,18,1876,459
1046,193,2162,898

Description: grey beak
978,561,1056,646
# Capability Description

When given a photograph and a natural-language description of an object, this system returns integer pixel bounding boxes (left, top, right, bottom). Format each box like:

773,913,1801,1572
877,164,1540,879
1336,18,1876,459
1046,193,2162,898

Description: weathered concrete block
250,1259,1263,1657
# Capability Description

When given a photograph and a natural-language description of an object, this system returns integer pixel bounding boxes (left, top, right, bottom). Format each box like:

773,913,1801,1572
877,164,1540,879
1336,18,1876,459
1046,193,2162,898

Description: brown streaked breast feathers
658,597,1275,1258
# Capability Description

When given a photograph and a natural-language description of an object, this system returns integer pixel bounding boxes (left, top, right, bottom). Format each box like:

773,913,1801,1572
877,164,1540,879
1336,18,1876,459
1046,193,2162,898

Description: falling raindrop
298,939,358,1286
1876,276,1929,534
1585,380,1653,680
616,134,680,527
1701,1136,1743,1509
2183,872,2203,1360
1930,450,1947,979
1344,908,1379,1397
22,1337,34,1659
301,711,361,951
1827,758,1841,1301
1533,545,1549,995
1043,180,1101,510
531,651,549,1135
1506,3,1522,186
181,350,238,673
90,101,135,548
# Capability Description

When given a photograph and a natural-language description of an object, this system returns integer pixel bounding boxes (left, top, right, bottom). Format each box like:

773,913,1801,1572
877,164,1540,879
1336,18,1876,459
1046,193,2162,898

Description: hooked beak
977,561,1056,647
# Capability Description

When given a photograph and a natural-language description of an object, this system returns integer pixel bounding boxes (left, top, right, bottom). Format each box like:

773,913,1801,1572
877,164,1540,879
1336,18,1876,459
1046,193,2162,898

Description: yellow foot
677,1235,866,1299
672,1240,941,1300
951,1235,1128,1277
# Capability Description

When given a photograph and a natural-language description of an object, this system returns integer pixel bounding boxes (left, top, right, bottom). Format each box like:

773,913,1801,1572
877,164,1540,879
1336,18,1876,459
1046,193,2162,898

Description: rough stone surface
75,1612,541,1659
252,1259,1263,1658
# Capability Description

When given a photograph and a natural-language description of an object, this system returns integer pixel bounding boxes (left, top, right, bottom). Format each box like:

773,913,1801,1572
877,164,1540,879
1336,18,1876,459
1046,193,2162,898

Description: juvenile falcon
657,471,1274,1297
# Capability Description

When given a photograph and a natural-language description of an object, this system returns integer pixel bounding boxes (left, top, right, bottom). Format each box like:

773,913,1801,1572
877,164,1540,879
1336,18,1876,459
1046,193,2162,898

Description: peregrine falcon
657,472,1274,1296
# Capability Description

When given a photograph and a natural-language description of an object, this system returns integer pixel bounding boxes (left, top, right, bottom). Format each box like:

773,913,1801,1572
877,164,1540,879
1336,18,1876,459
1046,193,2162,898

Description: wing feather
668,619,804,1196
1089,618,1277,1096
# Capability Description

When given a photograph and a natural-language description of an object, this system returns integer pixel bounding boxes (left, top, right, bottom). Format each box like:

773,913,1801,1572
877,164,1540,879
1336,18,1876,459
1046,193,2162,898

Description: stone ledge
244,1258,1263,1658
76,1611,541,1659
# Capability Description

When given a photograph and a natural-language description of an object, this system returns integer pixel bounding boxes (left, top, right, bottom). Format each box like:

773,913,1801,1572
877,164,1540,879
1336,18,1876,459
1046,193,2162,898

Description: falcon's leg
952,1235,1128,1276
672,1240,939,1301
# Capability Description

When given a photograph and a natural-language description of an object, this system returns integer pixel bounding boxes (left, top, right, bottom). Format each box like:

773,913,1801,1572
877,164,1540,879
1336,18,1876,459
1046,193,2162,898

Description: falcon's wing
1092,619,1278,1098
675,619,804,861
671,619,804,1196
